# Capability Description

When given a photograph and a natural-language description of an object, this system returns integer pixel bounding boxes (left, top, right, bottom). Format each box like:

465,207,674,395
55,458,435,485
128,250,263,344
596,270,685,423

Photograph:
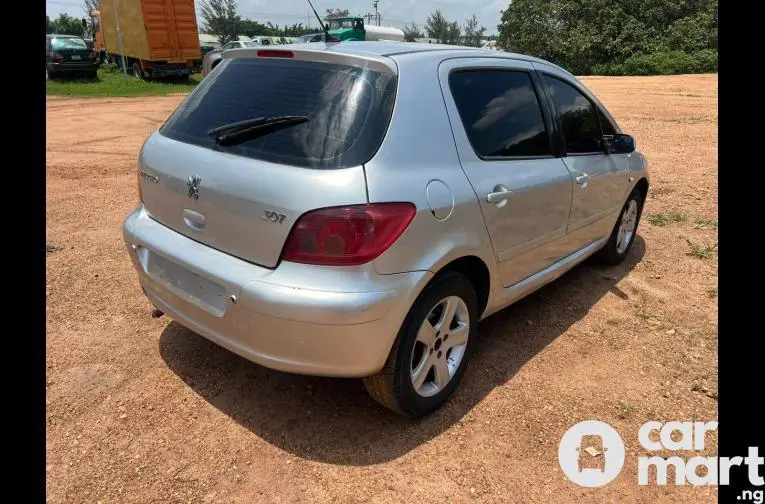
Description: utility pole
374,0,380,26
111,0,129,82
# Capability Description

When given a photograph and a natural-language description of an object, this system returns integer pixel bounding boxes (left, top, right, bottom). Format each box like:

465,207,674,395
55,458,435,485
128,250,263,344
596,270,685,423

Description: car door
439,58,575,288
536,67,628,248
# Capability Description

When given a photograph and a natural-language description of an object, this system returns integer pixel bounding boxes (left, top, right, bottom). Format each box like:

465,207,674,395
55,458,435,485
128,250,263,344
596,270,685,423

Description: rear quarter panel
365,52,498,285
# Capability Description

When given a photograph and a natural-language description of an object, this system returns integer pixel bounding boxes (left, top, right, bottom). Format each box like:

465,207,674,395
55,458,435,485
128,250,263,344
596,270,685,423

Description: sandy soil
46,74,718,503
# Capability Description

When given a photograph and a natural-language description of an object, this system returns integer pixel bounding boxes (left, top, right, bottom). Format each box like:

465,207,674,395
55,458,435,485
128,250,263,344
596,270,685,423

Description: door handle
487,184,512,205
575,172,590,186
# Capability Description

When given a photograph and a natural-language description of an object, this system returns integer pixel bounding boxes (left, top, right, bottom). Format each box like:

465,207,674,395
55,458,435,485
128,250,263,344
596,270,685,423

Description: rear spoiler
222,47,397,75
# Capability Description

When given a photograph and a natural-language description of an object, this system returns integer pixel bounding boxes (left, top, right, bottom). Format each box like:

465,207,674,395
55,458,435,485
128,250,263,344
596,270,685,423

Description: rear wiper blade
208,115,310,147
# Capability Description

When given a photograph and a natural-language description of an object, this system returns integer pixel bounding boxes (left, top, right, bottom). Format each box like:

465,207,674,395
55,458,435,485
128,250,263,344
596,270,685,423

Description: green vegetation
47,13,87,36
648,211,687,227
686,239,717,260
47,64,201,98
199,0,317,43
694,218,718,229
497,0,718,75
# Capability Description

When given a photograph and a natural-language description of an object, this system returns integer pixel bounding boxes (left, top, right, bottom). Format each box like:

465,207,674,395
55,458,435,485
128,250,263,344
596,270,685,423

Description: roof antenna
306,0,333,42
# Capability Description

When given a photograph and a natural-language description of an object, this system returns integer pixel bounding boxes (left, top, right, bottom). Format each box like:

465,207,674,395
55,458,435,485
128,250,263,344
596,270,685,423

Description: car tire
363,271,479,418
594,186,645,265
132,61,143,79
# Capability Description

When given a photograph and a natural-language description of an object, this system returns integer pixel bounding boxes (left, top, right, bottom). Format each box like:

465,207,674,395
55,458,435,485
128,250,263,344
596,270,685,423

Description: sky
46,0,507,35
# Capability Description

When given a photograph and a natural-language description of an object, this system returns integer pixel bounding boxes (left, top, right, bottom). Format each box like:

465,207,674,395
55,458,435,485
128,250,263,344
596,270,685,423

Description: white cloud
46,0,506,34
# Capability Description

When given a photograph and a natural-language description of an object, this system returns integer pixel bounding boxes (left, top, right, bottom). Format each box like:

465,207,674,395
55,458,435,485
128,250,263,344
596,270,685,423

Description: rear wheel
594,187,644,265
131,61,143,79
363,271,479,418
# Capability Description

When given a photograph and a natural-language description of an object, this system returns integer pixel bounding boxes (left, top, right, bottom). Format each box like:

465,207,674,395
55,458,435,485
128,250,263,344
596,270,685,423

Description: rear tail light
257,50,294,58
282,203,416,266
50,51,63,61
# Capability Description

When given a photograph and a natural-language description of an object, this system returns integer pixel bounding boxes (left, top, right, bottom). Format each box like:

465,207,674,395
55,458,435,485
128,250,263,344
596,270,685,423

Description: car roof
301,41,571,75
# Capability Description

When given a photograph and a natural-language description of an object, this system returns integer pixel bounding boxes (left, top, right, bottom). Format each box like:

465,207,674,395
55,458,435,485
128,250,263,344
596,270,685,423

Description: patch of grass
648,211,686,227
46,64,202,98
686,239,717,260
616,402,634,420
694,218,718,230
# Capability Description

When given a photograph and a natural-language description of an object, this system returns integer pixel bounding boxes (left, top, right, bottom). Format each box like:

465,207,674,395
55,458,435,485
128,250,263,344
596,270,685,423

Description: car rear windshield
51,38,88,50
160,57,398,169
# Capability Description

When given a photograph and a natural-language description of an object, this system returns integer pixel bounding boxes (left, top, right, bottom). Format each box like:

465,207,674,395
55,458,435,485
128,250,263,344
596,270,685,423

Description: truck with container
326,17,405,42
88,0,201,79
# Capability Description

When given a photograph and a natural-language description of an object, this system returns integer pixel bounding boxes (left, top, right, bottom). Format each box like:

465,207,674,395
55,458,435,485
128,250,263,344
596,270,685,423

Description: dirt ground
46,74,718,503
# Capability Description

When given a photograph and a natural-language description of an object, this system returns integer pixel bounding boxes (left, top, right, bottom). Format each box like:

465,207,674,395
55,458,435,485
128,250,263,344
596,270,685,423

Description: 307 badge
263,210,286,224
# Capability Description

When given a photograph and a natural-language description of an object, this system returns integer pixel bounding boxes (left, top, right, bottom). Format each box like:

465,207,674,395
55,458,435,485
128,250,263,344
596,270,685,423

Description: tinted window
449,70,551,158
542,75,603,154
161,58,397,169
598,109,616,136
51,37,88,50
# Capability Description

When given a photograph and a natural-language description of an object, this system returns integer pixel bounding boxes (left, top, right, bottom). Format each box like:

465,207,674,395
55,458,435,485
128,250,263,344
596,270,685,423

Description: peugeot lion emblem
187,175,201,200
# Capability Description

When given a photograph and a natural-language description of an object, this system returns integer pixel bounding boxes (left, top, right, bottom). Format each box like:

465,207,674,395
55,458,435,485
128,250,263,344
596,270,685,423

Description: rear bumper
145,64,191,78
47,61,99,73
123,206,430,377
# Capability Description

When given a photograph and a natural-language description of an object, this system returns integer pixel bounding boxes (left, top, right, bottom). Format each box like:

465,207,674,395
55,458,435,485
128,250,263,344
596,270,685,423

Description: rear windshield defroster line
160,58,398,170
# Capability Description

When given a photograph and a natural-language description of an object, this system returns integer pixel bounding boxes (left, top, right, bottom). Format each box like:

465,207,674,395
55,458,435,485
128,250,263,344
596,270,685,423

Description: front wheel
594,187,644,265
363,271,479,418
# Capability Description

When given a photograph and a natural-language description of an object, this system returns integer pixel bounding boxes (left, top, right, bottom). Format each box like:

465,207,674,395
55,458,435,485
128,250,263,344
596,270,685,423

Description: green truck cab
326,17,405,42
327,17,366,41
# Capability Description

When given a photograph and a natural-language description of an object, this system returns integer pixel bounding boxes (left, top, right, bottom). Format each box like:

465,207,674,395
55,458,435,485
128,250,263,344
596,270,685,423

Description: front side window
449,69,551,158
542,75,603,154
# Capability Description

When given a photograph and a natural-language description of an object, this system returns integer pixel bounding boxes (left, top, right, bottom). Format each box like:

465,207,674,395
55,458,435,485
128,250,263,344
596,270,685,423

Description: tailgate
139,133,368,268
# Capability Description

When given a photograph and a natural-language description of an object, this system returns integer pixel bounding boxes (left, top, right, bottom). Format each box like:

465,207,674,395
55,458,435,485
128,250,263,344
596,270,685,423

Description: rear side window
542,75,603,154
161,58,397,169
449,69,551,158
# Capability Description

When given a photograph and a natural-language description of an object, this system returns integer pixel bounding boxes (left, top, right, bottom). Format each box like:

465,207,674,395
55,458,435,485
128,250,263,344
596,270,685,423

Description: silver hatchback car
124,43,648,418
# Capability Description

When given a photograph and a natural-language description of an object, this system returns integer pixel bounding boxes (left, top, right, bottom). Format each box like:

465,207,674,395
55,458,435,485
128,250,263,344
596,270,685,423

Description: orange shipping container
98,0,200,63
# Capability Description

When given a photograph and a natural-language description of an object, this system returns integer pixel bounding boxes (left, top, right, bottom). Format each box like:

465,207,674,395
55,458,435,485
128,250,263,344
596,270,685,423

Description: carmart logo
558,420,626,488
559,419,764,493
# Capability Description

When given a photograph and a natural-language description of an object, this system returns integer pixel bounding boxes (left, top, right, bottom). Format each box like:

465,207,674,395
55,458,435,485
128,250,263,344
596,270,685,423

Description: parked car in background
200,44,216,57
125,43,648,418
201,40,262,76
46,34,100,80
295,33,323,43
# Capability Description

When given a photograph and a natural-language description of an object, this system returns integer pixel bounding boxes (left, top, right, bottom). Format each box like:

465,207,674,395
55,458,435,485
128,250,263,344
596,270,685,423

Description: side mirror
611,133,635,154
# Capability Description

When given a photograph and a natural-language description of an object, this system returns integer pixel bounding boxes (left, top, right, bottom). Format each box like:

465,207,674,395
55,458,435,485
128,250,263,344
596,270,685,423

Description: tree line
46,13,87,37
497,0,717,75
200,1,353,44
402,10,488,47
